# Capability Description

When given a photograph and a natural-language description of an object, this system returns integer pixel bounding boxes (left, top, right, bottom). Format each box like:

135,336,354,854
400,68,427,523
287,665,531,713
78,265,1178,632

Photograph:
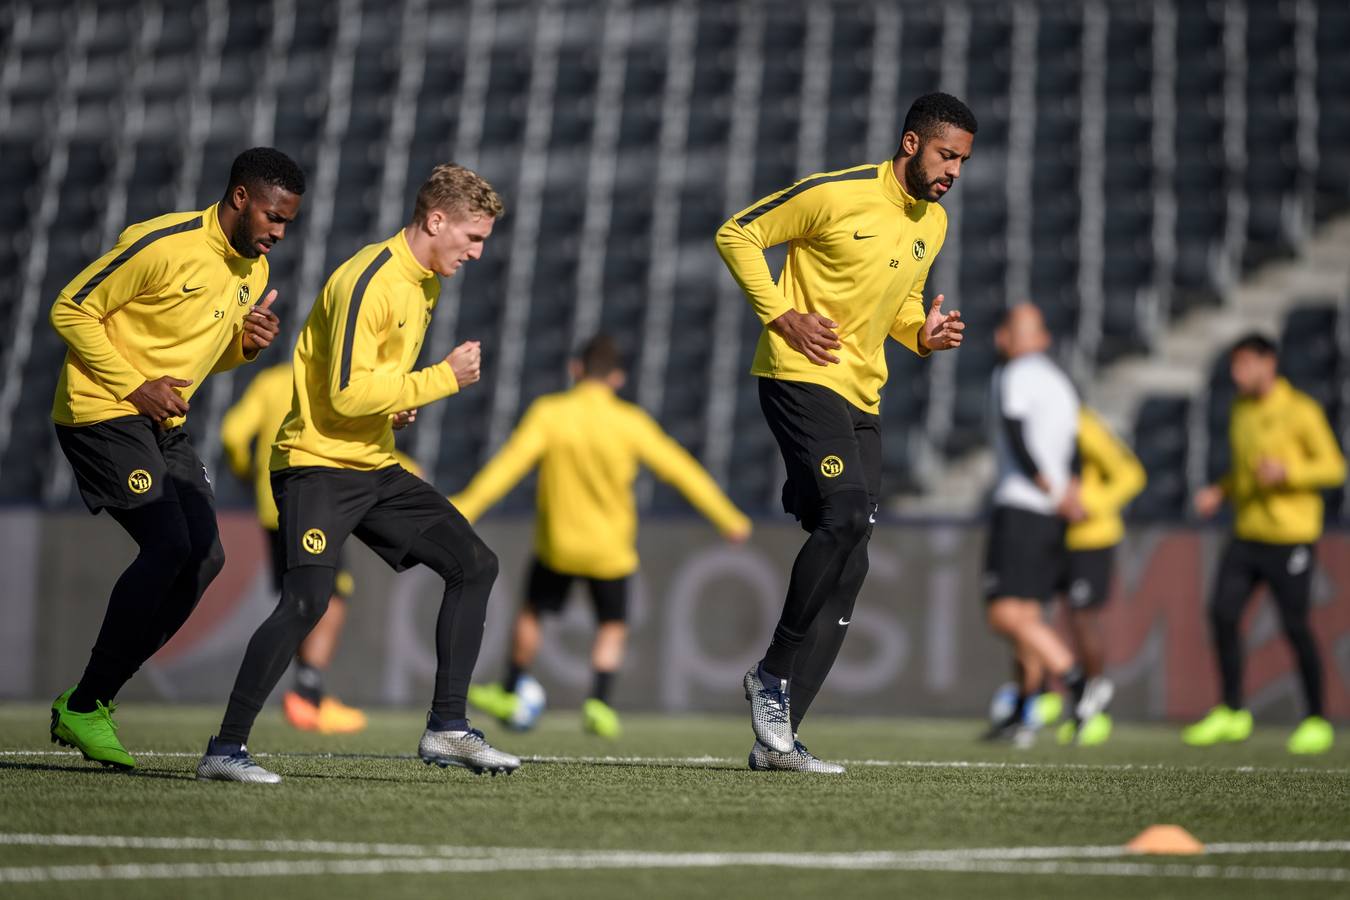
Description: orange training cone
1126,825,1205,855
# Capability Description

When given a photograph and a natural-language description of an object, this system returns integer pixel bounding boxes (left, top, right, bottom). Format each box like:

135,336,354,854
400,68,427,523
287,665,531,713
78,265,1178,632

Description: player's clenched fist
447,340,482,387
128,375,193,423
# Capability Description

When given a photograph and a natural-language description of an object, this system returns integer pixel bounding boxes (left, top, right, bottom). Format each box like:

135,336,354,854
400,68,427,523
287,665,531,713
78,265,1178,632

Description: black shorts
983,505,1067,603
271,465,459,575
758,378,881,531
525,558,629,623
55,415,213,514
1059,546,1115,610
265,526,353,598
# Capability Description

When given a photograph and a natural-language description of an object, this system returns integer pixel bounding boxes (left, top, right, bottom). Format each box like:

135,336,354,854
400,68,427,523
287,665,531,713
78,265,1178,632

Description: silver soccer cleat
418,726,520,776
1075,676,1115,722
748,738,846,774
743,666,794,753
195,742,282,784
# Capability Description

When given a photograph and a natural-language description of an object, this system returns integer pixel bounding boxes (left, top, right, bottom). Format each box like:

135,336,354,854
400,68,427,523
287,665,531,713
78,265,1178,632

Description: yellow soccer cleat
582,698,622,739
467,683,519,724
1286,716,1333,755
315,696,367,734
1033,692,1063,727
1077,712,1113,746
1181,705,1252,746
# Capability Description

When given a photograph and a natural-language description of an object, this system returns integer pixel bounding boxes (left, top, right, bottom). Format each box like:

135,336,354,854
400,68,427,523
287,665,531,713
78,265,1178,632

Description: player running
199,163,518,782
48,148,303,770
982,303,1096,747
1186,333,1345,755
715,92,972,772
1054,407,1146,746
455,335,751,739
223,363,424,735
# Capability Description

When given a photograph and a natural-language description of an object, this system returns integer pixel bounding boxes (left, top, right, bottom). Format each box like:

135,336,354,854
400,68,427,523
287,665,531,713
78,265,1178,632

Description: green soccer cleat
1033,692,1063,727
467,683,518,724
1078,712,1113,746
1181,705,1253,747
51,688,136,770
583,698,622,739
1286,716,1334,755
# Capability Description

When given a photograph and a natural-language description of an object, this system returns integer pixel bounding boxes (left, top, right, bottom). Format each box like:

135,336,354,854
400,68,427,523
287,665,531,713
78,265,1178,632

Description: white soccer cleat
743,666,794,753
418,726,521,776
195,738,282,784
748,738,845,774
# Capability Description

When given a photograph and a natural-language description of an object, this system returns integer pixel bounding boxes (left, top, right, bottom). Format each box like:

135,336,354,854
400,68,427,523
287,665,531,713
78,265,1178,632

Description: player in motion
715,93,973,772
456,335,751,738
199,164,519,782
222,363,428,735
47,148,303,770
1186,334,1345,755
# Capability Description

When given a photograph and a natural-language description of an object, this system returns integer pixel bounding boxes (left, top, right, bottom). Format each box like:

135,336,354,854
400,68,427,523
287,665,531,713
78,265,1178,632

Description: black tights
217,520,497,744
762,489,872,727
70,497,223,712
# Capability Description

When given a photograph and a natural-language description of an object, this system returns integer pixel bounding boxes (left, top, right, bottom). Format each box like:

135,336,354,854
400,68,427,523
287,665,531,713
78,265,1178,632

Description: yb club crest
237,283,251,307
912,238,926,261
302,528,327,555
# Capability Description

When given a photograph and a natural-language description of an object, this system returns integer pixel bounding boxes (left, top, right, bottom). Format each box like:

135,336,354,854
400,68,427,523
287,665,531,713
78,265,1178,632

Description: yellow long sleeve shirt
1066,408,1147,551
223,363,425,527
50,204,267,426
450,381,751,579
1221,377,1346,544
714,161,945,413
272,230,457,472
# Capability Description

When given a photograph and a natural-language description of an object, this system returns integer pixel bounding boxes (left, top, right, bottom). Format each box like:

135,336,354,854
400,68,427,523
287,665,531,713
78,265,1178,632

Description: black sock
503,661,525,692
591,670,615,704
294,661,323,705
1062,665,1085,709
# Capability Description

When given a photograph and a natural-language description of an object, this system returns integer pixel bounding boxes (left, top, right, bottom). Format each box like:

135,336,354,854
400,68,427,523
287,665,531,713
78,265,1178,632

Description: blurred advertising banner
3,510,1347,723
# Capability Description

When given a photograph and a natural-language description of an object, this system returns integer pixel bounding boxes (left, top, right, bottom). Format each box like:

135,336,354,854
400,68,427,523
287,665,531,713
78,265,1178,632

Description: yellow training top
50,204,268,426
272,231,457,472
223,363,426,527
450,381,751,579
1067,407,1147,551
714,161,945,413
1221,377,1346,545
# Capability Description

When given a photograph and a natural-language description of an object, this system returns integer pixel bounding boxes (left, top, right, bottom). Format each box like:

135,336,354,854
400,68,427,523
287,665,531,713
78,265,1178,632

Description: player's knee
196,537,226,583
819,492,870,545
282,566,335,627
464,541,499,588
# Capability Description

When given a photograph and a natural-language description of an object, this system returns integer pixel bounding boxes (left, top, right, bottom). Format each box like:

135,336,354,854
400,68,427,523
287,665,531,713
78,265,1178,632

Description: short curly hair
901,92,979,143
227,147,306,196
413,163,504,224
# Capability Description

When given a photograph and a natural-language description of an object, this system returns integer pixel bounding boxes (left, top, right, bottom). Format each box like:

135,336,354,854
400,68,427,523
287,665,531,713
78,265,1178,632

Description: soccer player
47,148,304,770
222,363,427,734
1185,333,1346,755
454,335,752,739
1054,406,1146,746
198,163,519,782
982,303,1098,746
715,92,972,772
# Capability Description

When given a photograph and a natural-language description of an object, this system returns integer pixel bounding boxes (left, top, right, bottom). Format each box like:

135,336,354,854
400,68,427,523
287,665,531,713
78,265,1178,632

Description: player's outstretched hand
919,295,964,351
769,309,841,366
393,408,418,430
242,289,281,353
1193,484,1224,518
128,375,193,423
448,341,482,387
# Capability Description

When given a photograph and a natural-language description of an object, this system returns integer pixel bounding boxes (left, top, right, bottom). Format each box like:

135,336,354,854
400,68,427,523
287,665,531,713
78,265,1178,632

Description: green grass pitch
1,704,1346,898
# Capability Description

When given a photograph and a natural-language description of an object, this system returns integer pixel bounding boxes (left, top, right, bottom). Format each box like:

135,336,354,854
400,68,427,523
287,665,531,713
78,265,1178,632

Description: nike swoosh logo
838,618,851,626
183,283,204,293
853,231,876,240
397,319,407,328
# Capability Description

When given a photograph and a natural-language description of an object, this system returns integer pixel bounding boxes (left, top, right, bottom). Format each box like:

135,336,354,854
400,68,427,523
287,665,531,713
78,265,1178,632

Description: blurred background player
982,303,1094,746
198,163,518,782
47,148,303,770
1054,406,1147,746
1186,333,1346,755
456,335,751,739
716,92,972,772
222,362,425,734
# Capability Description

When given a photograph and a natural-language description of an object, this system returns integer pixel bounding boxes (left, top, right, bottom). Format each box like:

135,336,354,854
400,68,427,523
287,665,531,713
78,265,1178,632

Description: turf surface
1,704,1346,898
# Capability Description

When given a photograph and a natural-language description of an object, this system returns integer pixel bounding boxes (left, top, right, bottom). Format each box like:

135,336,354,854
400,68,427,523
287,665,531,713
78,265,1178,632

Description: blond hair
413,163,504,224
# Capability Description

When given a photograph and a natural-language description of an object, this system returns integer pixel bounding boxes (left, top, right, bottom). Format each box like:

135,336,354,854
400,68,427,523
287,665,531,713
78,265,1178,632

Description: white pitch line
3,748,1347,776
2,850,1350,884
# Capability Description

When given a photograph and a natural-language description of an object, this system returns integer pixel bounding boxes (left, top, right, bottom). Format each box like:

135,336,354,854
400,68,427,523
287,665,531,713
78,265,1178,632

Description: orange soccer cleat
283,692,368,734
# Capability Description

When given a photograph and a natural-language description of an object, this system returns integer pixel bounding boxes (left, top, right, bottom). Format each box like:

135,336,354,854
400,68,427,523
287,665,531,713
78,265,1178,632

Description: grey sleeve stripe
70,217,204,306
734,168,875,228
338,247,394,391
